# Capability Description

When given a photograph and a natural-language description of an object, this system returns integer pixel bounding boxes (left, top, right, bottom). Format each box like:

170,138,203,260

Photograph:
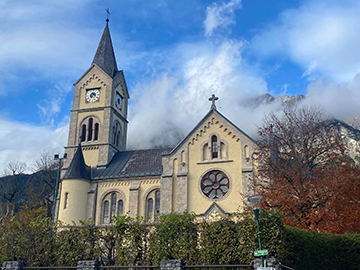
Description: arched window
112,122,122,147
101,192,125,224
181,151,185,163
81,124,86,142
115,123,119,147
211,136,218,158
155,190,160,216
88,118,93,141
111,193,117,220
116,131,120,147
117,200,124,216
146,189,160,220
64,192,69,209
244,145,250,161
147,198,153,219
80,117,100,144
103,201,109,220
94,123,99,140
113,126,116,144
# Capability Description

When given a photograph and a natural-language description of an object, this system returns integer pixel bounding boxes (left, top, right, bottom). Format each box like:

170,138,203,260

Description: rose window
201,170,230,199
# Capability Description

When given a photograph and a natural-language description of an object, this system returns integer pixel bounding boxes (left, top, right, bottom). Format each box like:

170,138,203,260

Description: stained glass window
104,201,109,220
117,200,124,216
201,170,230,199
111,193,117,219
211,136,218,158
147,198,153,218
155,190,160,215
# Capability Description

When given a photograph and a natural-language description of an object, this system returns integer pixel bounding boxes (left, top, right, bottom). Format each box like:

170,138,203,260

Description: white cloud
204,0,242,37
303,74,360,121
0,0,101,96
127,39,270,150
251,0,360,82
37,81,73,124
0,117,69,173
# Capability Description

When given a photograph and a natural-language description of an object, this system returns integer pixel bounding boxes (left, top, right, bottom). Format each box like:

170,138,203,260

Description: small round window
201,170,230,199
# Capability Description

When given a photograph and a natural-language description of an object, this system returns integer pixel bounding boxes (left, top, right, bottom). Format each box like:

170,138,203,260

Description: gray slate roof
63,144,91,180
92,22,118,78
92,147,173,180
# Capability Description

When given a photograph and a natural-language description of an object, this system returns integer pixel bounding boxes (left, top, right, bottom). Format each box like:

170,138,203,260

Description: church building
55,20,258,225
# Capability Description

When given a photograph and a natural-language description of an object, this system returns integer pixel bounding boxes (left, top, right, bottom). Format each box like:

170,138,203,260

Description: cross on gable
209,94,219,109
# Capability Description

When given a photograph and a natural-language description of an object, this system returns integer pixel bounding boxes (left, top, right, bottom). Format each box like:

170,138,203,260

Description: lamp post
52,153,67,221
248,194,264,267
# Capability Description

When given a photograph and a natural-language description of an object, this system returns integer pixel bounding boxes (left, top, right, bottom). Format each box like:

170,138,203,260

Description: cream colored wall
138,179,161,217
82,148,99,167
95,178,161,224
77,111,104,126
187,119,244,215
96,181,131,225
58,179,91,225
79,79,108,109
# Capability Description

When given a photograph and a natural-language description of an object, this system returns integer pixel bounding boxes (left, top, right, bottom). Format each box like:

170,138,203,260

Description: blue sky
1,0,360,172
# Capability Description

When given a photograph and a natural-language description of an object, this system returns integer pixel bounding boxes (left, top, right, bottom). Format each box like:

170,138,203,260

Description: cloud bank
204,0,242,37
0,118,68,173
127,0,360,150
2,0,360,172
251,0,360,82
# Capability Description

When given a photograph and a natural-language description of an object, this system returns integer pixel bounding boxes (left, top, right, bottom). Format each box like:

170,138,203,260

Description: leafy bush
0,207,359,270
0,208,55,266
149,211,198,265
279,226,360,270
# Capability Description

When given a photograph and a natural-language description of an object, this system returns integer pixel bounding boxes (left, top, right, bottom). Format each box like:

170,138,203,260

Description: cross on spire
105,8,111,22
209,94,219,109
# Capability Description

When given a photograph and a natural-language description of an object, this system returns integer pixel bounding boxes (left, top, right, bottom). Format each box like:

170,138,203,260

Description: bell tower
64,19,130,169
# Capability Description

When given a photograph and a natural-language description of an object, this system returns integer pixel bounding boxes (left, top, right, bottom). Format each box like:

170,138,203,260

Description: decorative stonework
142,179,161,185
77,260,101,270
2,261,25,270
187,113,244,146
82,146,100,151
160,260,183,270
99,181,130,187
79,74,106,91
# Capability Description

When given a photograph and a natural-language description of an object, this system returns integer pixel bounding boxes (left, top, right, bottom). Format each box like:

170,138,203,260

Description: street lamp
52,153,67,221
248,194,264,267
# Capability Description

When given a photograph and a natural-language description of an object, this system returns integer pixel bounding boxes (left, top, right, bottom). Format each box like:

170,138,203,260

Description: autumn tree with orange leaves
257,107,360,233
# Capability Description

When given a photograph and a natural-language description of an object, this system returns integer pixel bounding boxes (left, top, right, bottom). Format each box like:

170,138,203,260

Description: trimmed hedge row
279,226,360,270
0,208,359,270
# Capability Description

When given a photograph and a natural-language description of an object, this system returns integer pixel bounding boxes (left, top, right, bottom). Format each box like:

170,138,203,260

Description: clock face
116,94,123,109
86,89,100,103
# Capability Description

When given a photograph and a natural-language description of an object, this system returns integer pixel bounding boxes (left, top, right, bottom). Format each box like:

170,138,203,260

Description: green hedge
279,226,360,270
1,208,359,270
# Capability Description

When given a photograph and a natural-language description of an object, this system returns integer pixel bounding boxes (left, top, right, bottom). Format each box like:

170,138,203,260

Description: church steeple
64,18,129,170
92,21,118,78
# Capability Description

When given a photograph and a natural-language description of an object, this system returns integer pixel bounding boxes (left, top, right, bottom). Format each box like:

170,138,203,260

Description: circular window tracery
201,170,230,199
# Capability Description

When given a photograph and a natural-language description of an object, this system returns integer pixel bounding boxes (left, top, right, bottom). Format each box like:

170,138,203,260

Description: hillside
0,170,57,217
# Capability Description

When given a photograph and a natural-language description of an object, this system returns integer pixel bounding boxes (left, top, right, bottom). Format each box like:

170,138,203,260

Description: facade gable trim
167,109,257,156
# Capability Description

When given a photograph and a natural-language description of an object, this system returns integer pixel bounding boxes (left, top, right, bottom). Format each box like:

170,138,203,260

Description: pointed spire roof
62,143,91,180
92,21,118,78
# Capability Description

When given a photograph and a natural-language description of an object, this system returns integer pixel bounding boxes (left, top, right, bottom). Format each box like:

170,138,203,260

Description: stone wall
2,258,281,270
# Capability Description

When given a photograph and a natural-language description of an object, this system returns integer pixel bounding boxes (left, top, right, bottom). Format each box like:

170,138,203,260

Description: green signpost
254,249,268,256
